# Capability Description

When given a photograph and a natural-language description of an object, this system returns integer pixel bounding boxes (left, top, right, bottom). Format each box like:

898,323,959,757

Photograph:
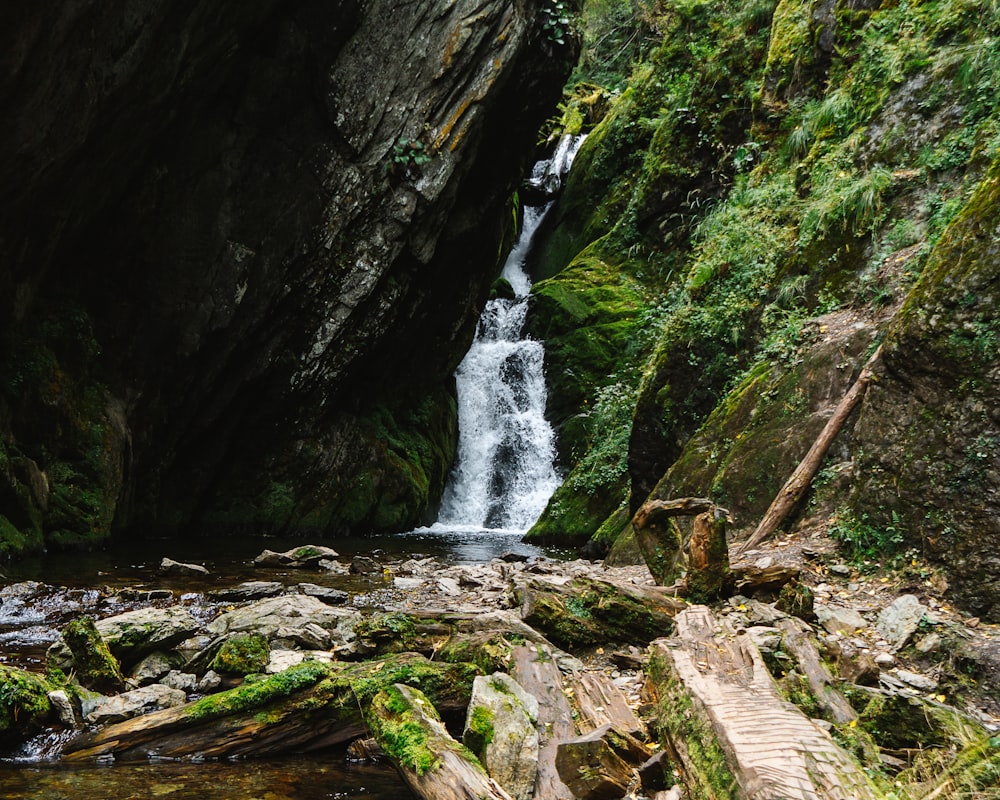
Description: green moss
437,633,514,674
63,616,126,694
464,704,496,755
185,661,331,722
0,665,55,745
368,686,442,775
210,634,271,676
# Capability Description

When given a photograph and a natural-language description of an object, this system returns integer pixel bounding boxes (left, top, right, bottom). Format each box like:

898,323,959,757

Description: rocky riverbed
2,535,999,799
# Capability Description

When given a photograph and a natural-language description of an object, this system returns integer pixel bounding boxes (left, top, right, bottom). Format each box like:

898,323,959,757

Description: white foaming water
436,204,559,531
428,135,585,536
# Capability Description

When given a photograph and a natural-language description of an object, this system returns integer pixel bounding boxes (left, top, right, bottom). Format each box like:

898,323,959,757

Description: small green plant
388,138,431,180
829,508,905,562
540,0,572,44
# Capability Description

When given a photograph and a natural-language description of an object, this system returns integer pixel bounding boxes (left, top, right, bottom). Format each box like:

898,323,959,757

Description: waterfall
435,135,584,532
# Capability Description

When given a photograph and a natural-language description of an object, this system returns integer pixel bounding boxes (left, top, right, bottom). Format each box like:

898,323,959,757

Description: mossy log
647,606,880,800
62,653,479,762
515,574,682,651
367,683,513,800
774,617,856,725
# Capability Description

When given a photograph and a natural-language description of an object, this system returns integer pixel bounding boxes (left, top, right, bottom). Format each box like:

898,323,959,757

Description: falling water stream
425,133,584,543
0,136,585,800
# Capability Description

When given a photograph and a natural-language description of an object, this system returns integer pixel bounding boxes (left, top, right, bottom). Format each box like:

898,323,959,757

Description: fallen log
774,617,857,725
647,606,879,800
740,345,882,553
62,653,479,761
515,575,682,651
510,643,576,800
367,683,513,800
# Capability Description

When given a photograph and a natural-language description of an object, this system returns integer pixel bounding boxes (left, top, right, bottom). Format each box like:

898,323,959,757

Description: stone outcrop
0,0,574,556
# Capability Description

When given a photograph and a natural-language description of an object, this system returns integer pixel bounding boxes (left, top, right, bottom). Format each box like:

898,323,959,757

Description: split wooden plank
565,670,645,739
648,606,879,800
510,643,576,800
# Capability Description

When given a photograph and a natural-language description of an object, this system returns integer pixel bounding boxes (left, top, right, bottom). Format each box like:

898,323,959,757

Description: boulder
85,684,188,725
159,558,210,576
463,673,539,800
61,616,126,695
208,581,285,601
130,650,180,686
47,689,77,727
555,723,652,800
52,607,200,669
253,545,340,568
205,594,360,650
350,555,382,575
159,670,198,693
876,594,927,651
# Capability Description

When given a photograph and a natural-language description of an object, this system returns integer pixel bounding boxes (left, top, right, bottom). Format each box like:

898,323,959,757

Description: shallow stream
0,529,569,800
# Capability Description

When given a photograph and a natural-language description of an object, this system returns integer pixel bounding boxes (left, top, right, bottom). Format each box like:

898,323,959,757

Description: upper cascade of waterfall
434,135,585,533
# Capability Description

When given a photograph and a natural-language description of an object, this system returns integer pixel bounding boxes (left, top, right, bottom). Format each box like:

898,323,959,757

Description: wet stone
160,558,210,576
208,582,285,602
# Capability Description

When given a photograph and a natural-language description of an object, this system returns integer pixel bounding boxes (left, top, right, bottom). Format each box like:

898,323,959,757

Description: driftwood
511,643,576,800
741,345,882,553
632,497,730,595
774,617,857,725
647,606,879,800
515,575,682,651
62,654,477,762
367,684,513,800
555,723,652,800
565,671,645,738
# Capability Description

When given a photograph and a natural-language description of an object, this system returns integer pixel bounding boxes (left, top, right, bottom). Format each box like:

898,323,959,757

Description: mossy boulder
639,312,878,533
526,247,644,455
210,633,271,676
62,616,126,694
0,665,56,748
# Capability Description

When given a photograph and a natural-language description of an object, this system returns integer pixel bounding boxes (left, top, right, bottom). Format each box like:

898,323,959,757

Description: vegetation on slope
528,0,1000,587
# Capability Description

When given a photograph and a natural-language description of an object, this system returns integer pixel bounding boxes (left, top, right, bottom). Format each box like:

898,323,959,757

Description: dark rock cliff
0,0,574,554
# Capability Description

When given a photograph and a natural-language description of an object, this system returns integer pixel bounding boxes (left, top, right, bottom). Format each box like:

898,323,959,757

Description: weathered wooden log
62,653,479,762
632,497,716,585
565,671,645,739
515,575,682,651
647,606,880,800
510,643,576,800
740,345,882,553
555,723,652,800
367,683,513,800
774,617,857,725
686,509,730,602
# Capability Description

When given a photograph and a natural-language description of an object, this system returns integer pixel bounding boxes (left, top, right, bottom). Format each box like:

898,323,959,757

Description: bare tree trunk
740,345,882,553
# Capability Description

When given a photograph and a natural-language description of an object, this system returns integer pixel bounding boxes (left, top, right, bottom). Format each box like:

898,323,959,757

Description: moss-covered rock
210,633,271,676
0,665,56,748
62,616,126,694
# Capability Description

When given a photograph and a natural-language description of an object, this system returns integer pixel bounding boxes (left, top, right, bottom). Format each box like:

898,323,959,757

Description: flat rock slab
208,581,285,601
85,684,188,725
206,594,359,649
160,558,209,575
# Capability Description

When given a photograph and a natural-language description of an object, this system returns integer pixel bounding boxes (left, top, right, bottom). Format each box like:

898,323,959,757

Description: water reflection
0,756,412,800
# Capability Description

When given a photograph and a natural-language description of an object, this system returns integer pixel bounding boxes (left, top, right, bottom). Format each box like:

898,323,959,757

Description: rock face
0,0,574,556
